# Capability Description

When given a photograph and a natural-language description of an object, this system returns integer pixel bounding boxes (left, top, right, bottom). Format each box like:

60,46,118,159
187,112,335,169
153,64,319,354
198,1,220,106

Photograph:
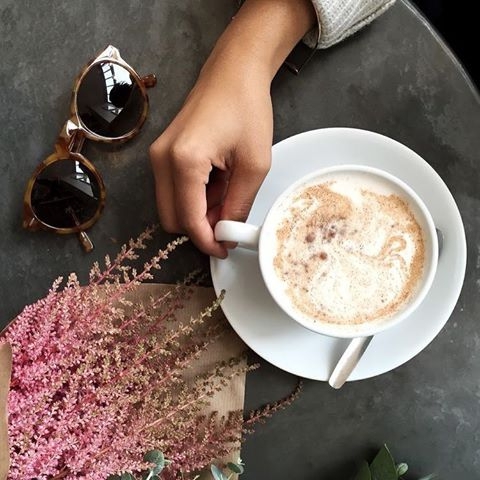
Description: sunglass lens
31,159,102,229
76,61,145,138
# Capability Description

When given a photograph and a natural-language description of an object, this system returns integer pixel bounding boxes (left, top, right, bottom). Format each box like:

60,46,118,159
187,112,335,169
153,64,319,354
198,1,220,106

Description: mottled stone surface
1,1,479,479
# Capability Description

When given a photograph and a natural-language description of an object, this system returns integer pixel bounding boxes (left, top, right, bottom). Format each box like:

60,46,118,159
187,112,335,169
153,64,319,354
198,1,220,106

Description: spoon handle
328,336,373,389
328,229,443,389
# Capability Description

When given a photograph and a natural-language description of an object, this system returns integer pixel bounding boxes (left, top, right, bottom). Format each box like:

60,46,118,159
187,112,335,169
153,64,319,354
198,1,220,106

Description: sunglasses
23,45,156,252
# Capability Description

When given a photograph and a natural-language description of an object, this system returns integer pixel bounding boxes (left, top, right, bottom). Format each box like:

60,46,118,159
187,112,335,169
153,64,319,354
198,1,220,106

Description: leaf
211,464,227,480
396,463,408,476
152,464,164,475
143,449,165,468
142,468,162,480
227,461,244,474
354,460,372,480
417,475,437,480
370,445,397,480
120,473,135,480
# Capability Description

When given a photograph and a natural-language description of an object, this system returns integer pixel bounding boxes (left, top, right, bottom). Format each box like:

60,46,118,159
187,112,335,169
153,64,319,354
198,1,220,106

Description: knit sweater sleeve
304,0,396,49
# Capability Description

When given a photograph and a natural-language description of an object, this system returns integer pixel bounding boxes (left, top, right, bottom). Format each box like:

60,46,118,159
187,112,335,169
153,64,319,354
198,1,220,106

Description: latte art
273,172,425,326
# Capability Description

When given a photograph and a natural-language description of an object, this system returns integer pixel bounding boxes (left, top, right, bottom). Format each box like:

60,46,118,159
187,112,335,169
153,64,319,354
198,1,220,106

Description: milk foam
272,171,425,326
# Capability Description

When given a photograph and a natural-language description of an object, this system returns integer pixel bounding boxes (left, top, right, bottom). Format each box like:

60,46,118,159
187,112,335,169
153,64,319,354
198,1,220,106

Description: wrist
202,0,316,84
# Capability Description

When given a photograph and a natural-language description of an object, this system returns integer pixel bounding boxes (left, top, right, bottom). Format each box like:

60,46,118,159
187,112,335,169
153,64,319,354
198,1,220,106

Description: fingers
150,139,227,258
221,145,271,223
206,168,229,210
172,151,227,258
150,137,271,258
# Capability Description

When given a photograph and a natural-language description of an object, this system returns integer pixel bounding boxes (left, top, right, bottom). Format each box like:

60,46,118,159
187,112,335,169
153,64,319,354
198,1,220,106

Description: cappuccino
272,171,425,327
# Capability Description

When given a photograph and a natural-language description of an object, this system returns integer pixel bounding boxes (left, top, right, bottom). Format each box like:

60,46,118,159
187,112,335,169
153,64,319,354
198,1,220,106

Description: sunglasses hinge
23,216,40,230
141,74,157,89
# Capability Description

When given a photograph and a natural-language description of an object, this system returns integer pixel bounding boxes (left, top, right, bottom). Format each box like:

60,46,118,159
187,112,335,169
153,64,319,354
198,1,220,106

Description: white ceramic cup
214,164,438,339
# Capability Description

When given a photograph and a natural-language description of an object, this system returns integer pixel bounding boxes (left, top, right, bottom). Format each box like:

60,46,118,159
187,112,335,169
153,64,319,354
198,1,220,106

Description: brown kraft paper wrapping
0,343,12,480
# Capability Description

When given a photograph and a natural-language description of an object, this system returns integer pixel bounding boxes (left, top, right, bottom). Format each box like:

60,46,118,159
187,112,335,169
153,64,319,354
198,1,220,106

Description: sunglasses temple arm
78,231,94,253
66,207,94,252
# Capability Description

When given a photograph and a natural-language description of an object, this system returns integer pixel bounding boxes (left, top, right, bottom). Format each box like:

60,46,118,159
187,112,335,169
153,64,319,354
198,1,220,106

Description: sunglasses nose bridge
57,119,86,154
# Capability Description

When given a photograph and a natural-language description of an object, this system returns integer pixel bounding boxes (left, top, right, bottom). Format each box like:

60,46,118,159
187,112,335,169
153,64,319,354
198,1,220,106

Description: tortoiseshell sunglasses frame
23,45,157,252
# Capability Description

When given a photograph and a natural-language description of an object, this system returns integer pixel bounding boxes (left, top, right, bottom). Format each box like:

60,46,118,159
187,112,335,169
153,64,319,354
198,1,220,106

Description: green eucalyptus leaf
354,460,372,480
107,476,122,480
370,445,397,480
211,464,227,480
396,463,408,476
227,462,244,474
144,449,165,468
120,473,135,480
417,474,437,480
142,467,163,480
152,464,165,475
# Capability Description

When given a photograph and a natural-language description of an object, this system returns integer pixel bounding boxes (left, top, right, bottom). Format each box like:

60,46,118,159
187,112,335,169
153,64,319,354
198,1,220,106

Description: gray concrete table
1,1,479,479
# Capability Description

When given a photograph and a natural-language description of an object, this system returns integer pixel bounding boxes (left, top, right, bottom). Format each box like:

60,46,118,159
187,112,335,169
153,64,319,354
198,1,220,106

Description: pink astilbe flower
1,228,254,480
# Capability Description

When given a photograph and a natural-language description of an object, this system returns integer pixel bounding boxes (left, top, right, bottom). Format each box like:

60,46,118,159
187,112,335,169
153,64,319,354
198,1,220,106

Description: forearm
200,0,316,85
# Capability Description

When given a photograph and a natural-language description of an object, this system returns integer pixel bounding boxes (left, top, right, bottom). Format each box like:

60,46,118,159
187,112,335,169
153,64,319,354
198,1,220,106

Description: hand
149,0,316,257
149,63,273,258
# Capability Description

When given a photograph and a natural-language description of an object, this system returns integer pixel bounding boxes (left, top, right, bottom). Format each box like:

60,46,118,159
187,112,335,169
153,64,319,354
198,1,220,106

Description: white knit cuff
304,0,396,49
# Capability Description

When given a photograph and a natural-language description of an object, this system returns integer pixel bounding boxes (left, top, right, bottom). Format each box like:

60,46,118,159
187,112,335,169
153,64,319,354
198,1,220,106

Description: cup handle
328,336,373,389
214,220,261,251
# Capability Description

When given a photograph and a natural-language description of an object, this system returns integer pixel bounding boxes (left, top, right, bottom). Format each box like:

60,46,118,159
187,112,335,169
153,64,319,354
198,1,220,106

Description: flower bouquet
0,228,299,480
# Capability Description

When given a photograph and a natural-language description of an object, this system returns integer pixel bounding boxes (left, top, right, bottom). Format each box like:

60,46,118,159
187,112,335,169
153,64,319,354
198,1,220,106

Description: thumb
221,148,271,223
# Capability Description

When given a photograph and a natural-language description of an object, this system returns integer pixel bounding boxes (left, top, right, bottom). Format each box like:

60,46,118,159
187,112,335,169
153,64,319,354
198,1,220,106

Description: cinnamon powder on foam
273,180,425,326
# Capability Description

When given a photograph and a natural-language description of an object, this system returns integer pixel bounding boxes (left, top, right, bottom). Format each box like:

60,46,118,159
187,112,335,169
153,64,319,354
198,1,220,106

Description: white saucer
210,128,466,381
